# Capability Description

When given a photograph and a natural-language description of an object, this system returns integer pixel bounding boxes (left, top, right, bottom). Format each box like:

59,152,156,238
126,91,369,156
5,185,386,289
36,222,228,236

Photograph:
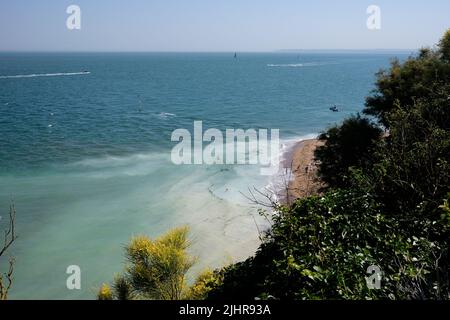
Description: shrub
207,190,449,300
362,96,450,219
364,29,450,126
315,115,382,189
97,226,197,300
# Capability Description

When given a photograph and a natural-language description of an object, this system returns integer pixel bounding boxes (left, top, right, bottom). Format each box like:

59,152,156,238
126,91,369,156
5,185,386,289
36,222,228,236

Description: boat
330,105,339,112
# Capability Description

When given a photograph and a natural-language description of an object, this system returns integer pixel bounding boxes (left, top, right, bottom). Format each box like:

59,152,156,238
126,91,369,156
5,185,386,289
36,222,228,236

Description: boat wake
267,63,304,68
0,71,91,79
267,62,338,68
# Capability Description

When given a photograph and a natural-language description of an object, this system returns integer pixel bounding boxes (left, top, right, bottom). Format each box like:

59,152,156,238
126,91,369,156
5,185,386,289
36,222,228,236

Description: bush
364,29,450,126
100,30,450,301
206,190,449,300
185,269,223,300
97,226,197,300
361,95,450,219
207,30,450,300
439,29,450,62
315,115,382,189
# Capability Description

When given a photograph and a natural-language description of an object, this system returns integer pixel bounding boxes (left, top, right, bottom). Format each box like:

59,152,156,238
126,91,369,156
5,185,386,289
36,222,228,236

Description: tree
0,203,17,300
361,93,450,219
439,29,450,62
98,226,197,300
314,115,382,189
205,29,450,301
364,28,450,126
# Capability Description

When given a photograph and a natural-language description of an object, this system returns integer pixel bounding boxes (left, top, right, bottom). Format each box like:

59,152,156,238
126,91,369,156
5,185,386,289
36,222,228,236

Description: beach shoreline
278,138,324,204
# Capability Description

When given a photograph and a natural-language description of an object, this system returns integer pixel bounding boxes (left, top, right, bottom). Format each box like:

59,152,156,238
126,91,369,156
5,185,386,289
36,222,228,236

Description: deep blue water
0,52,407,299
0,52,405,171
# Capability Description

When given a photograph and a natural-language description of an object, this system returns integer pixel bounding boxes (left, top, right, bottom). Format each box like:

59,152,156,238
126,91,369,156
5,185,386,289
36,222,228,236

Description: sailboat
234,52,237,59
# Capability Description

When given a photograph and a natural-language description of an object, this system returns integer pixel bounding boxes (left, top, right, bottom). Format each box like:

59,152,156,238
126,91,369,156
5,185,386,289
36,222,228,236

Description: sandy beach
281,139,325,204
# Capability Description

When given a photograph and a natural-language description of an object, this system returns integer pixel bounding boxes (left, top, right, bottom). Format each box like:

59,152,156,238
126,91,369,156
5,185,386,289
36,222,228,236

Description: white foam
71,152,164,168
156,112,176,119
64,152,170,179
267,63,304,67
0,72,91,79
267,62,338,68
265,133,318,202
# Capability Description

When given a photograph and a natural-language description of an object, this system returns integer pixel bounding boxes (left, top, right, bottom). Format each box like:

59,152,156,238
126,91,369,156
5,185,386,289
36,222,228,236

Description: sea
0,51,409,299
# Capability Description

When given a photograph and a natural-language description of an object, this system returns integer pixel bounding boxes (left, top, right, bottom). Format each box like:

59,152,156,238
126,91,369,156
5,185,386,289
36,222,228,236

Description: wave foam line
267,62,338,68
264,133,318,202
0,72,91,79
267,63,304,67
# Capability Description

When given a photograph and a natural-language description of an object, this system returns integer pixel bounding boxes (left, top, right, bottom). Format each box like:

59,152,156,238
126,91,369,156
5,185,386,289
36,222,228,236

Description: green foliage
0,203,17,301
207,190,449,300
439,29,450,62
316,37,450,218
99,30,450,301
364,29,450,126
112,275,133,300
185,269,223,300
207,29,450,301
97,283,113,300
440,193,450,227
315,115,382,189
361,94,450,218
98,226,197,300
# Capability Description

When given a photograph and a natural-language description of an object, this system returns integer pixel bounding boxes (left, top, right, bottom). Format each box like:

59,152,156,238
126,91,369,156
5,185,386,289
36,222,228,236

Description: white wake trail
0,71,90,79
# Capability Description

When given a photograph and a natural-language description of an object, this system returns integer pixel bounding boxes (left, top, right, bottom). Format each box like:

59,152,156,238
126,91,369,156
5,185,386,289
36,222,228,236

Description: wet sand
281,139,325,204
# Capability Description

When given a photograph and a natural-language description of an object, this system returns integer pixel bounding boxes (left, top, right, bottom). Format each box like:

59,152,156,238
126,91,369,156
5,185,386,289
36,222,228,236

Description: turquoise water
0,52,407,299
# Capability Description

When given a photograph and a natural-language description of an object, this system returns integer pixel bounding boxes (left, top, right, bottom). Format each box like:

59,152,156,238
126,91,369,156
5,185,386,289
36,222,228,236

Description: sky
0,0,449,52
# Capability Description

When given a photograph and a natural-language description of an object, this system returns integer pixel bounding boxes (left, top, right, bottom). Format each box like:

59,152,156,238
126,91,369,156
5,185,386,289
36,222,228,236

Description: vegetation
100,29,450,300
315,115,382,189
197,29,450,300
364,35,450,126
440,29,450,62
98,226,201,300
362,96,450,217
204,190,448,299
0,203,17,300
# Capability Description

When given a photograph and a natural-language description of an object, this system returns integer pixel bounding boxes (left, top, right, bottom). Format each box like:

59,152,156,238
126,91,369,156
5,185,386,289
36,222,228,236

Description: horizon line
0,48,418,54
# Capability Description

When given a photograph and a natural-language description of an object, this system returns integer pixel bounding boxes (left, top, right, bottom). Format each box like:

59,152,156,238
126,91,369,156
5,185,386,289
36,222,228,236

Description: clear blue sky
0,0,449,51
